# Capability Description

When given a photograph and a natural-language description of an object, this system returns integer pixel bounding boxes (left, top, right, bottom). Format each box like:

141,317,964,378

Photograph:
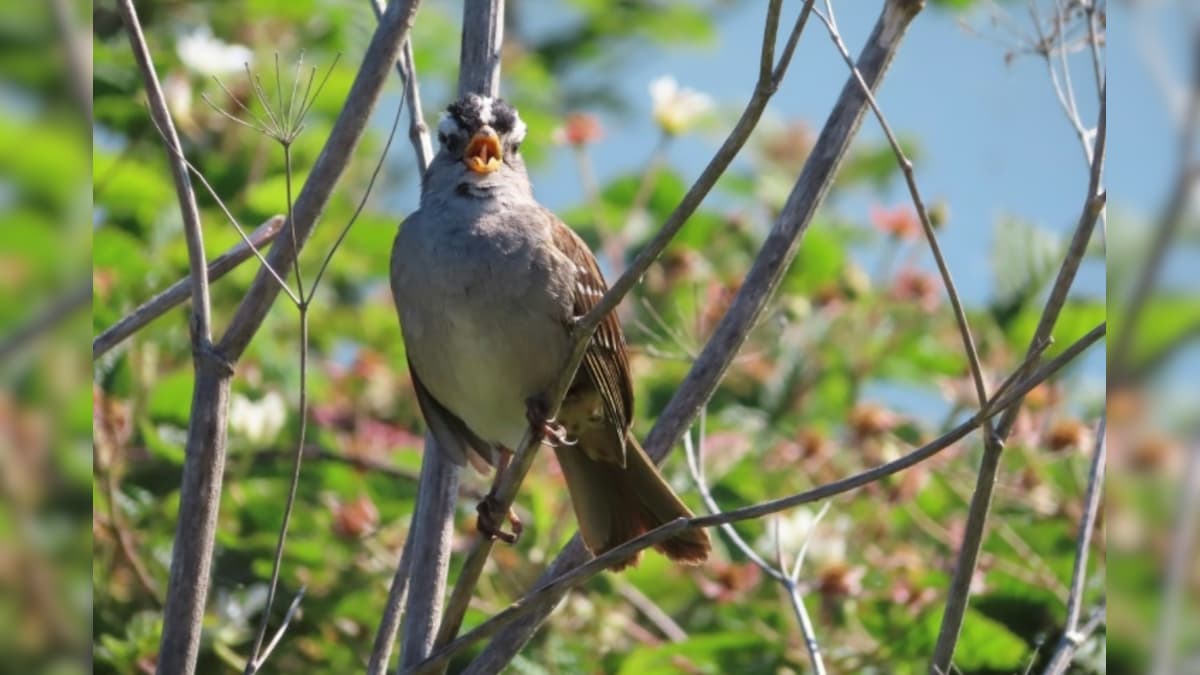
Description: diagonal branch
404,319,1104,675
93,216,285,359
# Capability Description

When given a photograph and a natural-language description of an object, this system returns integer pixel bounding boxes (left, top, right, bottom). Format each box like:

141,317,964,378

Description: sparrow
389,94,710,569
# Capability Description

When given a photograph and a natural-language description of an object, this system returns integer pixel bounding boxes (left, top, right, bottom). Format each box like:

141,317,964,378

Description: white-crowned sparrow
390,94,709,569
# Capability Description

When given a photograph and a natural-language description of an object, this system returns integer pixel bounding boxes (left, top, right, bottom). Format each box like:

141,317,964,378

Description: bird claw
540,420,577,447
475,493,522,544
525,396,576,447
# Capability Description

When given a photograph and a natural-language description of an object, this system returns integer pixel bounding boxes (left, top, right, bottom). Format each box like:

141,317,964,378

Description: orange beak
464,127,503,174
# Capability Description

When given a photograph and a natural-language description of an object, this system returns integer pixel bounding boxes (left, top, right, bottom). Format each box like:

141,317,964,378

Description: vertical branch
1148,445,1200,675
116,3,227,673
368,0,435,175
399,436,462,669
398,0,506,668
367,542,415,675
457,0,505,99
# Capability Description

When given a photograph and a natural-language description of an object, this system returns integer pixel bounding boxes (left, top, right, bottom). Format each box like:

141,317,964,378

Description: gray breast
391,203,572,449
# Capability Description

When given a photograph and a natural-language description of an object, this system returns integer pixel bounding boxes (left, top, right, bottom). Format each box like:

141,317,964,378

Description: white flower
649,75,713,135
229,391,287,445
758,506,848,568
177,26,253,77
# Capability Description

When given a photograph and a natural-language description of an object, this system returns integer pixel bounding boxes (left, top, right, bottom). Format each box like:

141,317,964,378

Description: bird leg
525,394,575,447
475,446,523,544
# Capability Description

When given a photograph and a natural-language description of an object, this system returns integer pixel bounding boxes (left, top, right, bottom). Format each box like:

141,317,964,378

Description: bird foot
525,396,576,448
475,493,522,544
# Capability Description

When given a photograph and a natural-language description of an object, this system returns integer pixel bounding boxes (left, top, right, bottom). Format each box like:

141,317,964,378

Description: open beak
464,127,503,174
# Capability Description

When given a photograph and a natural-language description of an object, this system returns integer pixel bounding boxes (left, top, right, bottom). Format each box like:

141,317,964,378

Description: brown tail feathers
554,435,710,570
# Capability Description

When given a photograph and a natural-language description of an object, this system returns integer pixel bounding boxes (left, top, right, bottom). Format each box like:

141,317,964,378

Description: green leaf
617,631,776,675
1006,299,1105,357
146,369,195,427
952,608,1031,671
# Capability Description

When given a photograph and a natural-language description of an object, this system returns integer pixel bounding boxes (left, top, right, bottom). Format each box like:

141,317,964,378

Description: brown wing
547,211,635,445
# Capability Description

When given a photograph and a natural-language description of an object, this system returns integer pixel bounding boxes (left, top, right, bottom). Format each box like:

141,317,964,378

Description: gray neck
420,150,534,211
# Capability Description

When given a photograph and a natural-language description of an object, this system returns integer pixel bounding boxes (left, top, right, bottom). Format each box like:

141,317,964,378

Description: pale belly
402,294,567,450
393,206,573,450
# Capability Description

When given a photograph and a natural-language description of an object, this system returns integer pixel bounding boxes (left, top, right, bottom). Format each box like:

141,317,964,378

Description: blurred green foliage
0,0,91,673
92,1,1106,673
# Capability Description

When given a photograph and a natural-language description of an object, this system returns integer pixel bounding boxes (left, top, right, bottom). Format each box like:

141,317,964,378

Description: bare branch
399,39,435,178
400,436,461,671
49,0,90,125
93,216,285,359
1042,416,1106,675
1111,60,1200,380
245,587,306,673
686,403,829,675
367,542,415,675
369,0,434,177
457,0,505,98
361,2,440,669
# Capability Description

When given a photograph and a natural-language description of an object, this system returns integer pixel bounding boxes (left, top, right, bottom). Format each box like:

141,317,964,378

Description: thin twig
931,55,1107,675
245,587,306,673
686,410,830,674
310,86,406,295
367,542,415,675
1041,415,1106,675
244,312,310,675
116,0,212,347
404,318,1104,674
1111,54,1200,381
369,0,434,176
614,581,688,643
93,216,285,360
814,0,1000,491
